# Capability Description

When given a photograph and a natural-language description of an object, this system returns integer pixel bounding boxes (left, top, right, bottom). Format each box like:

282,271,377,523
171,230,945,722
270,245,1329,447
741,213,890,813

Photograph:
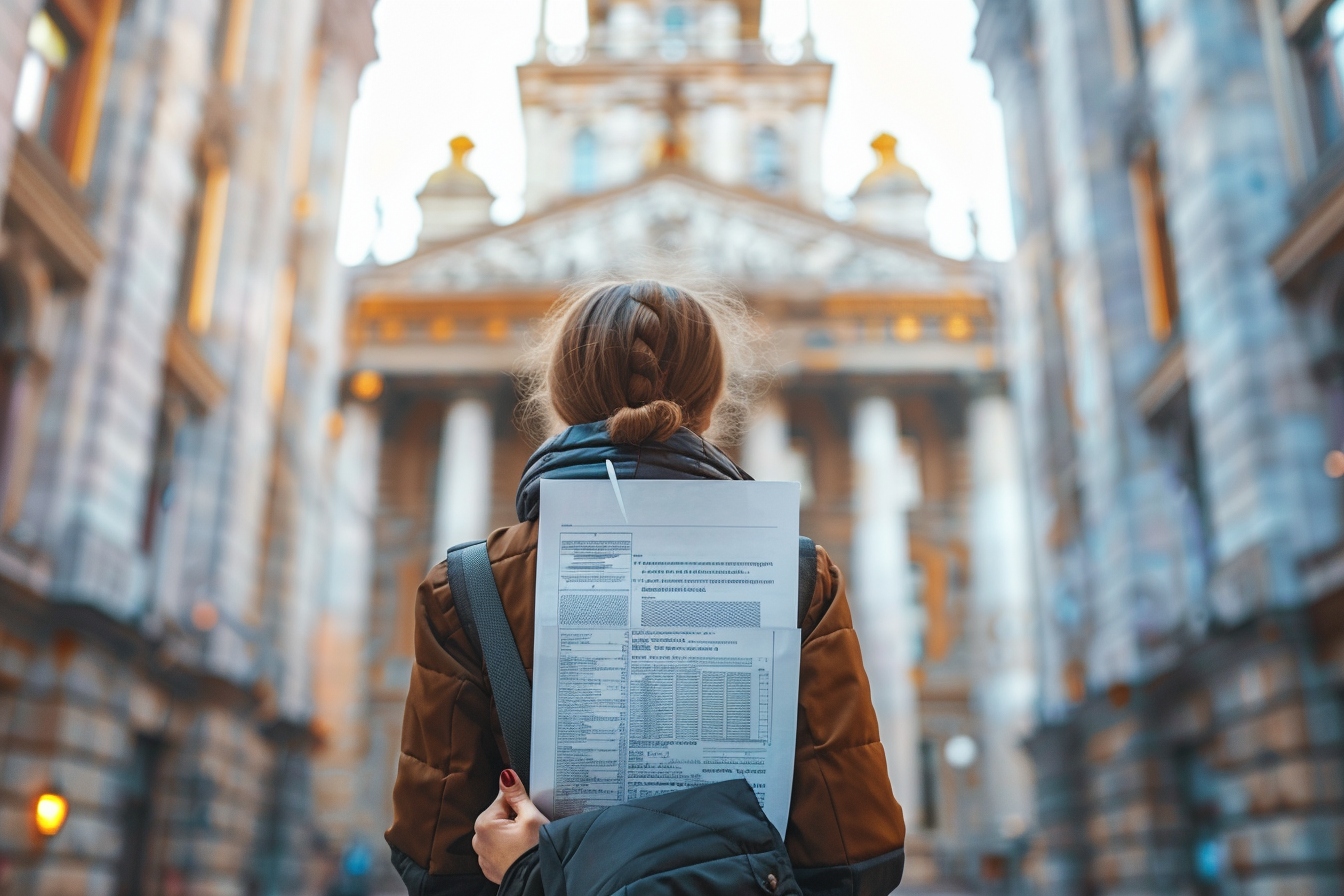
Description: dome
420,136,492,199
417,135,495,245
852,133,930,243
855,133,927,197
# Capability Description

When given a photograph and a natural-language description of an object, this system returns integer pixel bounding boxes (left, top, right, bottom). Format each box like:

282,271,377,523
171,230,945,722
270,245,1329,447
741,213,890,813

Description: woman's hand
473,769,550,883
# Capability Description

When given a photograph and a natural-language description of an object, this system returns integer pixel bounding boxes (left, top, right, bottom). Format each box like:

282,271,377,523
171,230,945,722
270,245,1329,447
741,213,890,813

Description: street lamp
33,789,68,838
944,734,978,769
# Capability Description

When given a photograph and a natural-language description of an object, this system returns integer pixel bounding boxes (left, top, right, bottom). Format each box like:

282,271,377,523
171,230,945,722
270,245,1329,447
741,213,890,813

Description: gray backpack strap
798,536,817,628
446,541,533,787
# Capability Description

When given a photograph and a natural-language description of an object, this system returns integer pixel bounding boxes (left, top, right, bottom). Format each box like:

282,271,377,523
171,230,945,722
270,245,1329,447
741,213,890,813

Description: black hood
515,421,749,522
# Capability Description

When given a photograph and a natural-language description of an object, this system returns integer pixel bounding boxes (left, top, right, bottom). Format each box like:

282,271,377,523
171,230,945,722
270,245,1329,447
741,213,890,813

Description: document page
531,479,802,833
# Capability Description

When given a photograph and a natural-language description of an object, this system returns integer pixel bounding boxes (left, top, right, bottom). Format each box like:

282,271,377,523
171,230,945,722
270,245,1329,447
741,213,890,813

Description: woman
386,279,905,895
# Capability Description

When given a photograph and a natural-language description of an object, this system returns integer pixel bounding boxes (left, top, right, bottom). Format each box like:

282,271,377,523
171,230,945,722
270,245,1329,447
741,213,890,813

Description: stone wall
0,611,294,896
976,0,1344,892
0,0,374,892
1139,0,1336,613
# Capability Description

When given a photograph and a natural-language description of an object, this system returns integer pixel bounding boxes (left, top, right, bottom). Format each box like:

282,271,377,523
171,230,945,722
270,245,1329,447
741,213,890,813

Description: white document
531,479,802,834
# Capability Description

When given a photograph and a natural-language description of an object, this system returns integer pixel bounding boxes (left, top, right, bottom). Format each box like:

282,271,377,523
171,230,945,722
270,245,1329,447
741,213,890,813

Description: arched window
1128,141,1180,342
572,127,598,194
11,0,124,181
751,127,784,192
660,4,688,60
664,4,686,34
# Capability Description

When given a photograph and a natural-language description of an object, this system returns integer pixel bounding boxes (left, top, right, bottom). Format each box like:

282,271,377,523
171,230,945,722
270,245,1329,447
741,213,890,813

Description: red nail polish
501,768,517,788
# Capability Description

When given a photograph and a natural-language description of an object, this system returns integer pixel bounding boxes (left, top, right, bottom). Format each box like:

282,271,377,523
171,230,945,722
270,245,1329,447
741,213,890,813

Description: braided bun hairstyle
528,279,748,444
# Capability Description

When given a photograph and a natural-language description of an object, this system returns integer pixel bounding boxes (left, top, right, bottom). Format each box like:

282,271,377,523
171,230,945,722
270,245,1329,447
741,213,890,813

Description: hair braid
624,280,670,407
533,277,758,446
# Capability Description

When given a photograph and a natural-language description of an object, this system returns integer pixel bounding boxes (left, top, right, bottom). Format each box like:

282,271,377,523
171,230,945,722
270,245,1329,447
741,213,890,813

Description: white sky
335,0,1015,266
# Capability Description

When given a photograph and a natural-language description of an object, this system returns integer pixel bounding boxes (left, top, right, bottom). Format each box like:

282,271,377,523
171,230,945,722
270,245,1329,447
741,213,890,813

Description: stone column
850,396,922,817
743,400,800,483
311,402,382,845
431,397,494,560
796,102,826,211
968,392,1037,840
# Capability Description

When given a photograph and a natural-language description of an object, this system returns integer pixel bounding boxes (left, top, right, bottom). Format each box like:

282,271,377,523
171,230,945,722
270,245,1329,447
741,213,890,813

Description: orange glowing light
429,318,455,341
34,792,67,837
350,370,384,402
944,314,973,341
894,315,921,342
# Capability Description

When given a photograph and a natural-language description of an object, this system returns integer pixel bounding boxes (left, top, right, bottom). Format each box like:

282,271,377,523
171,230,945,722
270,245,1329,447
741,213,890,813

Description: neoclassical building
328,1,1038,889
0,0,374,893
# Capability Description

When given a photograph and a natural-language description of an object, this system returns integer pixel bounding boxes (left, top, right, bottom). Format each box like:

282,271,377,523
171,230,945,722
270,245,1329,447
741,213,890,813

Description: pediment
357,170,985,297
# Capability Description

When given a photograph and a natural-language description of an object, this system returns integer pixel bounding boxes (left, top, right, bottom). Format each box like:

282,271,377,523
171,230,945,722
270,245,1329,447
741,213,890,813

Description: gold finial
872,132,898,161
449,135,475,167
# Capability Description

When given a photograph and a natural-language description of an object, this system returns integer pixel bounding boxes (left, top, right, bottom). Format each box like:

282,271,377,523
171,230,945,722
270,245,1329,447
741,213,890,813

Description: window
11,10,77,141
141,394,185,552
1176,747,1223,895
660,5,688,61
751,126,784,192
0,272,23,514
1129,142,1181,341
114,735,165,896
664,4,686,34
572,127,598,194
1320,297,1344,486
1303,2,1344,155
175,0,250,335
10,1,123,183
918,737,940,829
174,146,231,334
1148,384,1212,598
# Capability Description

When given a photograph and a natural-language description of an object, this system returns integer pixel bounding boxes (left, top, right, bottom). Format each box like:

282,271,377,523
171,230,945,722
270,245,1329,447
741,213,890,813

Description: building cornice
320,0,377,68
4,135,102,287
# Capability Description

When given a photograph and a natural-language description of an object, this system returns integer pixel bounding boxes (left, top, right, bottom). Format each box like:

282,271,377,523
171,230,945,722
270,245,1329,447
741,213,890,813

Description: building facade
326,1,1039,891
0,0,374,894
975,0,1344,892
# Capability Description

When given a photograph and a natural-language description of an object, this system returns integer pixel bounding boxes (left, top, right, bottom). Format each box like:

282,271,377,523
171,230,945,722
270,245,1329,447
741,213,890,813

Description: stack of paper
531,479,802,834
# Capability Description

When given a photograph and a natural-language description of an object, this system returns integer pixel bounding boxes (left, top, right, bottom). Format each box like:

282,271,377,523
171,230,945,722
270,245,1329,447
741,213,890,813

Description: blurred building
324,1,1038,891
0,0,373,893
976,0,1344,892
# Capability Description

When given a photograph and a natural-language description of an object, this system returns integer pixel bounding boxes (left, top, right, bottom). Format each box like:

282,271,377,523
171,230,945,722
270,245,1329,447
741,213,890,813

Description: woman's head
521,278,762,444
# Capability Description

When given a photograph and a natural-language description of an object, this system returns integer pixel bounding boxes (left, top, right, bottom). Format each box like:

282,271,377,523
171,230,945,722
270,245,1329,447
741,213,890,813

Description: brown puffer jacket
386,520,906,895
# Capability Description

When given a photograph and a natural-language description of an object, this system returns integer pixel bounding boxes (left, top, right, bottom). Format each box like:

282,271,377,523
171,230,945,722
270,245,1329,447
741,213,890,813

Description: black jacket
497,780,802,896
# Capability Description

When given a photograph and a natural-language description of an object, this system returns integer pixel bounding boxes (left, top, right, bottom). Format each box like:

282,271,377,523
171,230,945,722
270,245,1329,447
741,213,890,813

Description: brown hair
519,277,764,445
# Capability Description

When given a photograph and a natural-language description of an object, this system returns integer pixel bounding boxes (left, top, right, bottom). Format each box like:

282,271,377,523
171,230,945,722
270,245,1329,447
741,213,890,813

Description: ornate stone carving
363,172,965,296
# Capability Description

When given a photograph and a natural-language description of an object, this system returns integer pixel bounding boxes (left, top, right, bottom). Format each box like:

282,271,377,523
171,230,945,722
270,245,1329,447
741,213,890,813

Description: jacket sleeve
787,545,906,896
385,561,504,893
496,847,544,896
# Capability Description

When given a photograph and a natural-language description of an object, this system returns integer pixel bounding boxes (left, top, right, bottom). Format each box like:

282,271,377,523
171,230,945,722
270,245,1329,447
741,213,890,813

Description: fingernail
501,769,517,788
